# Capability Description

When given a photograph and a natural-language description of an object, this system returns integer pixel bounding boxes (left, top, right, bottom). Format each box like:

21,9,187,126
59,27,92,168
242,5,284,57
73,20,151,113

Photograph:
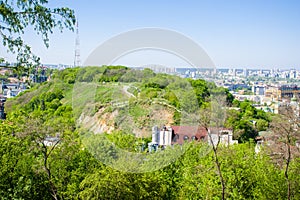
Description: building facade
148,125,236,152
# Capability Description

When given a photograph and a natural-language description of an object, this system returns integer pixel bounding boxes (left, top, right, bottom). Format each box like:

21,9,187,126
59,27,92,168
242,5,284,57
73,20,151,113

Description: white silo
152,126,159,144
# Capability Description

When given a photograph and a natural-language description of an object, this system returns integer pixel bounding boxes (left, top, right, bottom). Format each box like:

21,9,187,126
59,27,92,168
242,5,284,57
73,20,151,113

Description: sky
1,0,300,69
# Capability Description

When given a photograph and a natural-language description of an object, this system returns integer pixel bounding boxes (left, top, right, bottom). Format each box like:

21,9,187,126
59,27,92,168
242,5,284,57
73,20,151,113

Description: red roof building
171,126,207,145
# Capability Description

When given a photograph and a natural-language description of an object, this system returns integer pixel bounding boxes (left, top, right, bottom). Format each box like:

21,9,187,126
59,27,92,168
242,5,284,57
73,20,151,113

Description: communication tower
74,19,81,67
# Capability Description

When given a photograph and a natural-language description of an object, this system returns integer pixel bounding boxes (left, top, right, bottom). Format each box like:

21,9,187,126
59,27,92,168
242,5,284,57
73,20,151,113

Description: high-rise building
243,68,248,77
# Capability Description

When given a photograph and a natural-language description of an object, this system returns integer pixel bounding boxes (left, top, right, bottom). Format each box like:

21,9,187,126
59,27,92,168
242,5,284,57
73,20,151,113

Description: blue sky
1,0,300,68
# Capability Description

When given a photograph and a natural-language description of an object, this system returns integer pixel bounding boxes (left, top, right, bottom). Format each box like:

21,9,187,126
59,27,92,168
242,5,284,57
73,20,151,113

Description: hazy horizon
1,0,300,69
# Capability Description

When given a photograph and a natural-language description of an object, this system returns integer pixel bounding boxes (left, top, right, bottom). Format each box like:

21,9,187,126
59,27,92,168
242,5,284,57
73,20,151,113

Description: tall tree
270,105,300,200
199,91,228,200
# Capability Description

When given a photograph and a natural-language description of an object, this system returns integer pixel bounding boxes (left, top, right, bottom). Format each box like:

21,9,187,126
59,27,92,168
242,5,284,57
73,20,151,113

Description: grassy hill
6,66,228,136
2,66,297,200
5,65,271,142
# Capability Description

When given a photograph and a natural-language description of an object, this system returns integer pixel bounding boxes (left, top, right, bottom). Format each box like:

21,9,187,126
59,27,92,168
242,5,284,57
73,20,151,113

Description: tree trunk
285,136,291,200
42,144,58,200
207,128,226,200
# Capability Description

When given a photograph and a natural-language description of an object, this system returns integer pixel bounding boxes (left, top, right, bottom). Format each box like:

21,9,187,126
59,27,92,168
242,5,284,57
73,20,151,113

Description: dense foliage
226,100,271,142
1,66,299,199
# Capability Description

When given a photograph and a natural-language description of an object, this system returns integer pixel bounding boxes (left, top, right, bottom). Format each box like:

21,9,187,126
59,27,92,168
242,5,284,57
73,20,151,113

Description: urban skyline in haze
1,0,300,69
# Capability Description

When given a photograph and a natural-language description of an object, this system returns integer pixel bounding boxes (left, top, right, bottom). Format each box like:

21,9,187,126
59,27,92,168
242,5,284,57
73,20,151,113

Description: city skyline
1,0,300,69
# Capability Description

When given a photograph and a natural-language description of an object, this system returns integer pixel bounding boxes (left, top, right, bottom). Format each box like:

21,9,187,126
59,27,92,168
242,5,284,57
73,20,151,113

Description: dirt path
123,85,135,98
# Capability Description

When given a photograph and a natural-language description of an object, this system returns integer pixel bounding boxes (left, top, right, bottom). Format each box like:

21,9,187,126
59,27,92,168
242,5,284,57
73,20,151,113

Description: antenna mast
74,18,81,67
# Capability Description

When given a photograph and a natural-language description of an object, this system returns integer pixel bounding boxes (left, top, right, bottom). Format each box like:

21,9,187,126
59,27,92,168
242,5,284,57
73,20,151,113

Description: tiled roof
171,126,207,144
170,126,233,145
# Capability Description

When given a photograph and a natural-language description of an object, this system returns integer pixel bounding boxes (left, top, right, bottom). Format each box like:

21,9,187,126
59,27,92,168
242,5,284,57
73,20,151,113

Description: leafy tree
119,68,155,83
188,79,209,107
234,120,257,142
256,118,269,131
3,66,300,199
0,0,75,66
99,66,129,82
0,120,52,199
225,99,270,142
270,106,300,200
53,67,79,84
198,93,227,200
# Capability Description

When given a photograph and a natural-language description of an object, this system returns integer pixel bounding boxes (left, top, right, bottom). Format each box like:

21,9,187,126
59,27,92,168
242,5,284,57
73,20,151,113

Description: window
183,135,189,141
172,134,179,142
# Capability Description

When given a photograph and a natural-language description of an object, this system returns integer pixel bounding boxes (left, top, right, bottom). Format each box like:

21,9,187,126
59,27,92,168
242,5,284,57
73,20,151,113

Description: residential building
148,125,236,151
265,85,300,101
207,128,238,146
1,82,27,98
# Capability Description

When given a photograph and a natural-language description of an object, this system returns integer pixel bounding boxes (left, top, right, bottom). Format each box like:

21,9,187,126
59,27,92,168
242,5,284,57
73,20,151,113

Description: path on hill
151,98,181,113
123,85,135,98
118,85,181,114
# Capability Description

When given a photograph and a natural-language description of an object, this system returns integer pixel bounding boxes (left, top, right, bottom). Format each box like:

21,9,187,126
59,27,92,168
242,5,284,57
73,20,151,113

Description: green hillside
1,66,298,199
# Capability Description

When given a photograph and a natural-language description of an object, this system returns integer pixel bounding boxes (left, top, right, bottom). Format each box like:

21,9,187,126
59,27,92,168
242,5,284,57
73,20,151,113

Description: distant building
290,70,297,79
265,85,300,101
232,94,261,103
232,68,236,76
1,82,27,98
243,68,249,77
279,85,300,99
29,74,48,83
171,126,207,145
148,125,236,152
150,125,173,146
207,128,238,146
252,85,265,95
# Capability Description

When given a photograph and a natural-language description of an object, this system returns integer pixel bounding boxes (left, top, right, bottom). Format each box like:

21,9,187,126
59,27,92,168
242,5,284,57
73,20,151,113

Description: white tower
74,19,81,67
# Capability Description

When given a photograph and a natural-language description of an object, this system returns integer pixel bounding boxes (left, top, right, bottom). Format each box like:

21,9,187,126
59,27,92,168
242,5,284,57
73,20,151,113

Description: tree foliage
0,0,75,66
1,66,299,199
225,100,271,142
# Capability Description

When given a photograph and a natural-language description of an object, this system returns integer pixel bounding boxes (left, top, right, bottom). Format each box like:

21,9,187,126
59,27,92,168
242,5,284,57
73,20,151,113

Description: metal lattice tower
74,19,81,67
